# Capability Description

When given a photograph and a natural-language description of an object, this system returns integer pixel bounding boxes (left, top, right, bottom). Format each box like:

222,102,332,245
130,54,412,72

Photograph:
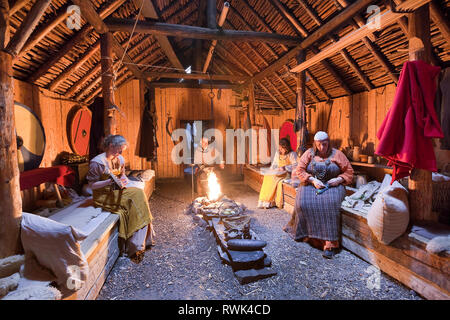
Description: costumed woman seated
284,131,353,259
86,135,155,263
258,137,298,209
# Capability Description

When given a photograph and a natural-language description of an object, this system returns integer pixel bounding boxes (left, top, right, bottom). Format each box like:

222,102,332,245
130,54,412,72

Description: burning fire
207,171,222,201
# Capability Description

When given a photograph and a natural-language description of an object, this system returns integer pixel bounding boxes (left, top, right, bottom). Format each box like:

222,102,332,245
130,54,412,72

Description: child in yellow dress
258,138,297,209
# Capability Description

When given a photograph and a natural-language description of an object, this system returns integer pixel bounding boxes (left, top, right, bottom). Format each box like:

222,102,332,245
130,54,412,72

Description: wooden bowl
359,154,368,163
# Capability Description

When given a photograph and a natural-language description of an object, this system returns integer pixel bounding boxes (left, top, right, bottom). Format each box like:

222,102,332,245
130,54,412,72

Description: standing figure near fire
86,134,155,263
258,137,297,209
284,131,353,259
194,136,225,196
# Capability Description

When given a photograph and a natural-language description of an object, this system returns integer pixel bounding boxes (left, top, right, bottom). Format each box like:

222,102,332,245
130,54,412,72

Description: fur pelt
426,235,450,254
0,273,20,298
0,255,25,278
2,285,61,300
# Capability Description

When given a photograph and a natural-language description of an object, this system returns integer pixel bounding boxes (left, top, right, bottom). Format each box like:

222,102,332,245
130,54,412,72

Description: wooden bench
243,165,450,300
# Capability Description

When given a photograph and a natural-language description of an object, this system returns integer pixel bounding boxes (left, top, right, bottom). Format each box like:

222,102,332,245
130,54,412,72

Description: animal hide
426,235,450,254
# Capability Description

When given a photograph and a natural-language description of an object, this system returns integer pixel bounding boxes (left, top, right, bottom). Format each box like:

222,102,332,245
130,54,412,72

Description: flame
207,171,222,201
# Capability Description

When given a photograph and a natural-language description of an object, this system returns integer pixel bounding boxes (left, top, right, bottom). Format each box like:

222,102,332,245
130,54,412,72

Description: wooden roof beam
203,1,230,73
28,0,128,83
275,0,372,91
290,0,433,74
251,0,373,89
267,0,352,95
226,4,279,60
338,0,398,84
257,80,287,110
226,17,320,105
105,17,302,46
133,0,184,70
236,0,289,52
72,0,147,83
227,17,326,103
4,0,52,57
430,1,450,50
15,4,72,61
9,0,28,17
144,72,249,81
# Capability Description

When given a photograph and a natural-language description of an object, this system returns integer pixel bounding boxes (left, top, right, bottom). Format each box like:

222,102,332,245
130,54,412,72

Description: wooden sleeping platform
243,165,450,300
35,173,155,300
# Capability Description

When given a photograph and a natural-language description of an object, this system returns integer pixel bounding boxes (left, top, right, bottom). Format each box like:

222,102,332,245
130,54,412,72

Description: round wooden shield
280,120,297,152
14,102,46,171
68,106,91,156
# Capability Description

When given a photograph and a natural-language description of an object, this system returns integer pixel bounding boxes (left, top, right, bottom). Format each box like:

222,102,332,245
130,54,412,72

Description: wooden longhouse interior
0,0,449,301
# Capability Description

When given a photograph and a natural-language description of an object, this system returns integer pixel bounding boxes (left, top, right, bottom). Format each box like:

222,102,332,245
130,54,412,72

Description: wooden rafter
226,4,279,60
9,0,28,17
15,4,72,61
290,0,433,74
105,17,302,46
430,1,450,50
257,80,287,110
251,0,374,84
133,0,184,70
5,0,52,57
225,2,323,104
203,1,230,73
28,0,128,83
72,0,147,84
235,0,289,52
272,0,370,92
49,41,101,92
144,72,249,81
338,0,399,84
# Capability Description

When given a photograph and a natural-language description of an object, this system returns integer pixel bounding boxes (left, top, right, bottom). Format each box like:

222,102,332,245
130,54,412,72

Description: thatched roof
8,0,450,108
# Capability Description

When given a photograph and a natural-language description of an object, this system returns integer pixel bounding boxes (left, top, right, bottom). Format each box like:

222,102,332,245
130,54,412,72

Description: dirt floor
97,179,422,300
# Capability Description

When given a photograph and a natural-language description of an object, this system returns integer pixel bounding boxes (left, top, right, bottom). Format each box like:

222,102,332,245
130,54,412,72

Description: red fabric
20,165,75,190
375,60,443,183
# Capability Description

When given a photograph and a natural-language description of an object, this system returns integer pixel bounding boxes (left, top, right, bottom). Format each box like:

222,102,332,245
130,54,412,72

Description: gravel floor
97,179,422,300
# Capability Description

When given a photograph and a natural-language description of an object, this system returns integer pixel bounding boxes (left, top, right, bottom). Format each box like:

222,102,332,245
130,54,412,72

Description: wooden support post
248,80,256,164
407,4,436,223
100,32,116,136
248,80,256,125
295,51,307,155
0,0,22,258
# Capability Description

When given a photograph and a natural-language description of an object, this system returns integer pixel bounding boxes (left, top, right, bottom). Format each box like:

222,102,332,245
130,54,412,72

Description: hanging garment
438,68,450,150
137,93,158,161
88,97,105,160
375,60,444,183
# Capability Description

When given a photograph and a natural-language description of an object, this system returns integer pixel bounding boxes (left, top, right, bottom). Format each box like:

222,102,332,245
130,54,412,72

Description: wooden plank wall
265,83,397,157
154,87,236,178
113,79,152,171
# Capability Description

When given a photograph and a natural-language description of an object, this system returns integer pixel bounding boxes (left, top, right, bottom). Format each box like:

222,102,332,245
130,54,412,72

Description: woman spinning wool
86,135,155,263
258,138,297,209
284,131,353,259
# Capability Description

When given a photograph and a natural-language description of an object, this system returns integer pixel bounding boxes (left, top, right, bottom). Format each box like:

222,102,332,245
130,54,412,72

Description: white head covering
314,131,329,141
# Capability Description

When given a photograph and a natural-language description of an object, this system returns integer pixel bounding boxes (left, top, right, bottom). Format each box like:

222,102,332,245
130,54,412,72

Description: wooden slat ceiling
8,0,450,108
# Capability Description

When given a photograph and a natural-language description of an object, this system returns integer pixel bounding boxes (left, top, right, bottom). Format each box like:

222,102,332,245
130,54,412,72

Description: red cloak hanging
375,60,443,183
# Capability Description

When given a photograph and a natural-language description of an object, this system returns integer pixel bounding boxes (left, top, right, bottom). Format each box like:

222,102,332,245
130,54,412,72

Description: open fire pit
186,171,276,285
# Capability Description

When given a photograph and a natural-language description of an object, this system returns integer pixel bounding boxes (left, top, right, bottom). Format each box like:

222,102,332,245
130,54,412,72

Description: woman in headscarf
284,131,353,258
86,134,155,263
258,137,298,209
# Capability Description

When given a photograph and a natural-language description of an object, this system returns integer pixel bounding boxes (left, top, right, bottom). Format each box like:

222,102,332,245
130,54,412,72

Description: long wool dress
86,153,154,257
284,148,353,246
258,151,297,208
